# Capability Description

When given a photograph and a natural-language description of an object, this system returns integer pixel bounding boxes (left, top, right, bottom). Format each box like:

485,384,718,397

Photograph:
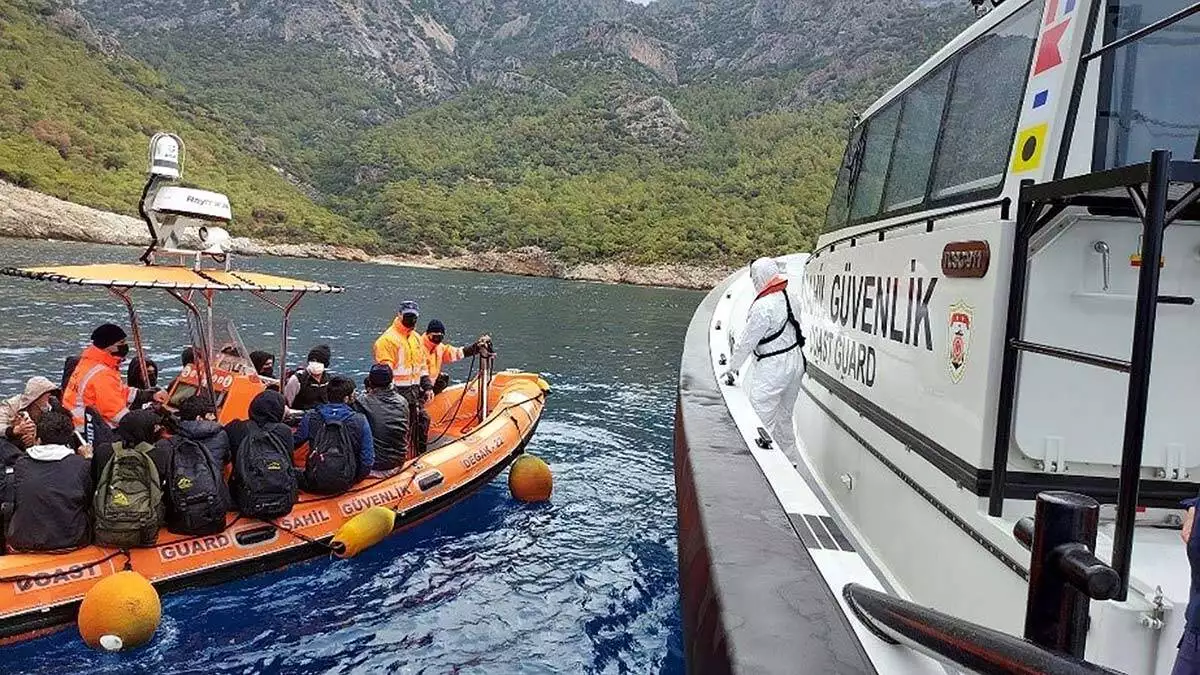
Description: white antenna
148,132,184,179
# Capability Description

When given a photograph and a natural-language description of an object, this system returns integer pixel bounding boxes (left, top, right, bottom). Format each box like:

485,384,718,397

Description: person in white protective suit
720,257,805,448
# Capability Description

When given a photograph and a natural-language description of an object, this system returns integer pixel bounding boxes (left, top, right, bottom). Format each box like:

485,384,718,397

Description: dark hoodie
226,390,294,464
173,419,231,466
294,403,374,483
91,409,170,488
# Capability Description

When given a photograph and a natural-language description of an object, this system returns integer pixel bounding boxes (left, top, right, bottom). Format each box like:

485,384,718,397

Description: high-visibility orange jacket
63,345,134,429
373,319,429,388
420,335,466,383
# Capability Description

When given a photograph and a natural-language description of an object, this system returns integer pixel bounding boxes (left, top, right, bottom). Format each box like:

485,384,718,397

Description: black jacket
226,391,294,465
354,388,409,471
175,420,231,467
7,447,92,552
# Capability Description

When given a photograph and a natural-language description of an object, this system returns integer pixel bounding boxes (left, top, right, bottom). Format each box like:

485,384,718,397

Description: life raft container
0,371,548,644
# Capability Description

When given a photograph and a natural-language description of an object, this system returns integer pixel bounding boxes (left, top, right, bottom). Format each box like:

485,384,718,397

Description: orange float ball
78,571,161,651
509,454,553,502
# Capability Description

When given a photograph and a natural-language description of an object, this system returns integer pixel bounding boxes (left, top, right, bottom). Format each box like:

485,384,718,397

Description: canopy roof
0,263,343,293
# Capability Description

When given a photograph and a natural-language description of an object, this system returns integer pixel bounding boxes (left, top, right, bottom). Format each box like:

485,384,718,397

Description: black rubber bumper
674,274,876,675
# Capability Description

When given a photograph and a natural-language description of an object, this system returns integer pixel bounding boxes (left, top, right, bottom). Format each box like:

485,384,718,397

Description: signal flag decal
1033,20,1071,75
1011,123,1048,173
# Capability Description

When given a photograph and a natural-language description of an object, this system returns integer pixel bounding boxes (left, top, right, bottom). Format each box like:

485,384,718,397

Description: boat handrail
811,197,1012,258
843,583,1122,675
991,151,1200,600
846,491,1124,673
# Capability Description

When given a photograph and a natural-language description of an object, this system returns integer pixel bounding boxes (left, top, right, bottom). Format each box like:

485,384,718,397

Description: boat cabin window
930,3,1042,199
850,103,902,221
1093,0,1200,169
883,67,953,211
825,126,862,232
823,0,1042,231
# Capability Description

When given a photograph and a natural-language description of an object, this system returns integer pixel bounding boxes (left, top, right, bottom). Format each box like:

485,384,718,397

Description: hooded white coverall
725,258,805,449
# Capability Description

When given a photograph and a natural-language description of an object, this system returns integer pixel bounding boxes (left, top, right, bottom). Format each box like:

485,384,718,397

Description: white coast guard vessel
678,0,1200,672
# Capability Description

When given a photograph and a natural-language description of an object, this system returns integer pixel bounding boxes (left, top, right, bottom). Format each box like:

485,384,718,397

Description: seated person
5,408,93,552
167,346,204,405
225,390,297,518
127,358,159,390
171,394,230,467
294,376,373,494
92,409,171,488
284,345,333,411
354,364,409,477
0,376,60,450
60,355,80,391
249,351,280,392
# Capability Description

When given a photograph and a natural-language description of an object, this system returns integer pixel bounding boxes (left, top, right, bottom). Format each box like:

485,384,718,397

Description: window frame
824,124,865,233
830,0,1042,232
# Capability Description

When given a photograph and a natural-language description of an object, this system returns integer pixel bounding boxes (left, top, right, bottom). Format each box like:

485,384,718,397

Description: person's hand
152,390,170,405
1183,507,1196,544
13,415,36,446
77,444,93,460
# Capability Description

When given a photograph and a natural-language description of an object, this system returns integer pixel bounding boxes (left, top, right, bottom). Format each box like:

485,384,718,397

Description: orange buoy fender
331,506,397,558
78,570,161,651
509,454,553,502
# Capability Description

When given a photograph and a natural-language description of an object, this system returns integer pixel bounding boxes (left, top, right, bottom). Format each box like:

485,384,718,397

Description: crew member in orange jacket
63,323,167,431
373,301,432,456
421,319,490,394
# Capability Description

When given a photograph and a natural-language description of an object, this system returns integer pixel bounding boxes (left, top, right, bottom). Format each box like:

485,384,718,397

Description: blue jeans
1175,631,1200,675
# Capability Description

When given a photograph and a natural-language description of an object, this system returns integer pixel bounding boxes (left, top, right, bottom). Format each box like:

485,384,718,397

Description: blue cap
398,300,420,316
368,363,393,388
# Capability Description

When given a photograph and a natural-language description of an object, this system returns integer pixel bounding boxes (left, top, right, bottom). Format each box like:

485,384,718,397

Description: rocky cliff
74,0,968,105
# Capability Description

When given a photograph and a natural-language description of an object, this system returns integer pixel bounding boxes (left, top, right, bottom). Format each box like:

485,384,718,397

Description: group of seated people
0,323,438,554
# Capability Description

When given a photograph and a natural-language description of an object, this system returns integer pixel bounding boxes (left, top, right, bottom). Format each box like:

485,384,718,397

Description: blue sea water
0,239,699,674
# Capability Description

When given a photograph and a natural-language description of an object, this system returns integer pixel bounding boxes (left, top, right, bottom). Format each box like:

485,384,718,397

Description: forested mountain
1,0,973,265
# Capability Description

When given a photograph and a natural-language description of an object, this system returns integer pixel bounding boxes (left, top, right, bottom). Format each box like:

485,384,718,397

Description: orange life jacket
62,345,132,429
421,335,466,383
373,319,429,387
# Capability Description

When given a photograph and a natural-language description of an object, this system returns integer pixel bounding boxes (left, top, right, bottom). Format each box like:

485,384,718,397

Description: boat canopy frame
990,150,1200,600
0,263,343,405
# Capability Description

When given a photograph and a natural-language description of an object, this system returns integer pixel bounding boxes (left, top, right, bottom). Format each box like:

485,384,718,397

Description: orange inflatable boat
0,370,547,644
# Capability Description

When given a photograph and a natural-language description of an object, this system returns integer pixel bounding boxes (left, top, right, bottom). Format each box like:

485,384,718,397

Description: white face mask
306,361,326,377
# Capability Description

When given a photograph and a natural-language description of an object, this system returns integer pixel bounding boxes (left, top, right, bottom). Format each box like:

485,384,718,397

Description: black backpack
166,436,230,536
234,424,297,519
0,449,16,552
303,416,357,495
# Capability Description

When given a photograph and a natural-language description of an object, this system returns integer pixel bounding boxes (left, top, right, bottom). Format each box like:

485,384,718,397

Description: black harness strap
754,291,805,361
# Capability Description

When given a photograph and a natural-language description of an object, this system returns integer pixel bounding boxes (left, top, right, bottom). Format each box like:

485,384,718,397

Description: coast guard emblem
947,302,973,384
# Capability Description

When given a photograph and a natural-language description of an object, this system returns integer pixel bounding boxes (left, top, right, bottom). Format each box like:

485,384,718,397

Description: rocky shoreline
0,181,729,290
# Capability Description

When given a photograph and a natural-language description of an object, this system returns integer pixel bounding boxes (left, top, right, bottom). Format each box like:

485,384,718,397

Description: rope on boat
270,470,424,556
427,353,479,447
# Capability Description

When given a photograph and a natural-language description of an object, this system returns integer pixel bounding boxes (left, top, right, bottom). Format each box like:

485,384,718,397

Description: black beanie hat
91,323,127,349
307,344,331,366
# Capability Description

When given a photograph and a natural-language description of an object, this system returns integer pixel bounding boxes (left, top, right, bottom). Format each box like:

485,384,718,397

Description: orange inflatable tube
0,371,547,644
